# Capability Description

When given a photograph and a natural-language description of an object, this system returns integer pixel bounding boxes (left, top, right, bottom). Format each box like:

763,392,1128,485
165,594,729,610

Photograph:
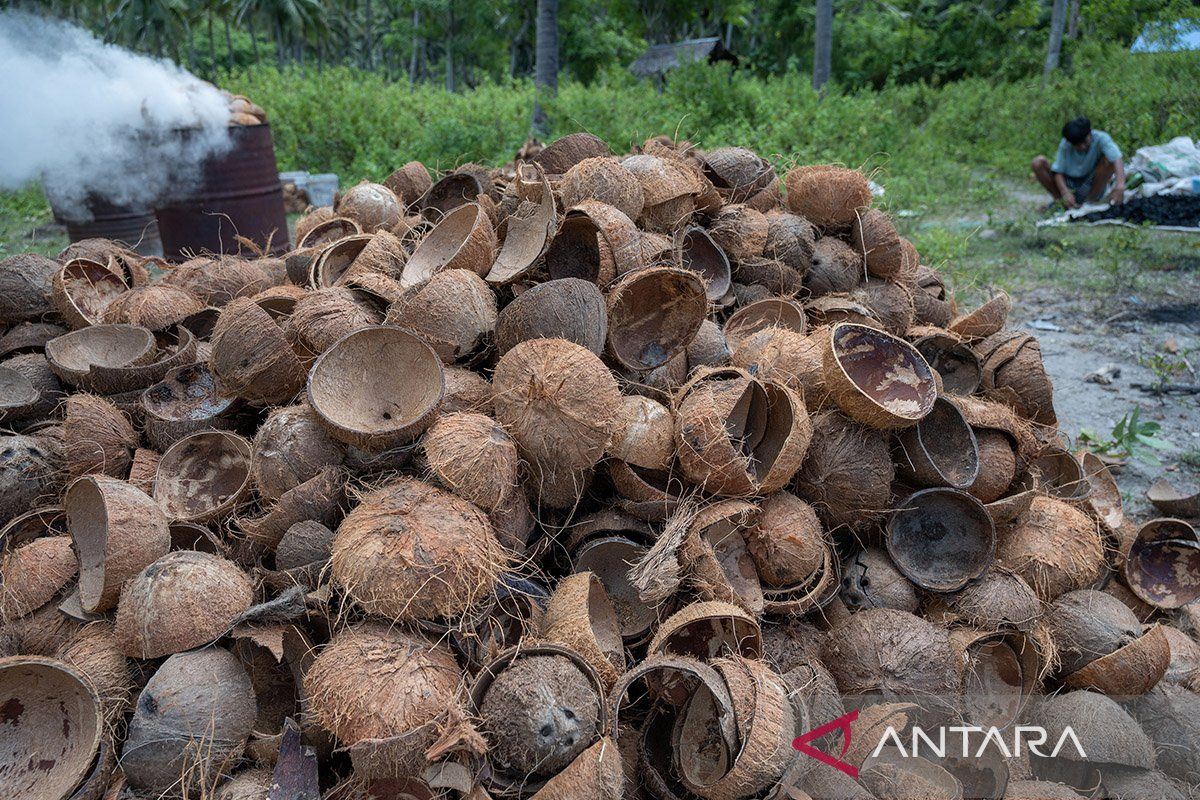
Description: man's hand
1061,194,1078,210
1111,185,1125,206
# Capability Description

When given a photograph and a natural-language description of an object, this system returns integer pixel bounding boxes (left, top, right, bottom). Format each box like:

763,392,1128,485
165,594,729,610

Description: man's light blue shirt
1051,131,1122,178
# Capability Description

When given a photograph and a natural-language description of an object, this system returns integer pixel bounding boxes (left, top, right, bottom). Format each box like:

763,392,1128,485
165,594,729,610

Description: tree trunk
532,0,558,137
409,6,420,86
1067,0,1081,39
248,14,260,63
1043,0,1068,78
445,1,456,92
364,0,374,69
207,14,216,77
224,16,235,69
276,18,286,66
813,0,832,92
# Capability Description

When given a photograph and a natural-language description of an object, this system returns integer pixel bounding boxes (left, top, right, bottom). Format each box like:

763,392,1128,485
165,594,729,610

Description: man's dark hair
1063,117,1092,144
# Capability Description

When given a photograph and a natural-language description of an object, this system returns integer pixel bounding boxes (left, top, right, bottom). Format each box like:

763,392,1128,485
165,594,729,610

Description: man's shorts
1062,172,1094,203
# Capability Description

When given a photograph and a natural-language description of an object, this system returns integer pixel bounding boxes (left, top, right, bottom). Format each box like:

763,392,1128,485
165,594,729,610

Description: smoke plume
0,11,232,221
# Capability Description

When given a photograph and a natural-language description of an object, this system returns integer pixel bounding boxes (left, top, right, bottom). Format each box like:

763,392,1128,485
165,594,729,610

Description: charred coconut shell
886,488,995,593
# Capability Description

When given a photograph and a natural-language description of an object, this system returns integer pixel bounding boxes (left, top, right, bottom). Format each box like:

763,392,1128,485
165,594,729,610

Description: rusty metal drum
51,196,164,258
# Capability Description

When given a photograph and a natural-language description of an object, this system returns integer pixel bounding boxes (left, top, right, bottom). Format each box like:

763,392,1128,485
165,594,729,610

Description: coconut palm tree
1043,0,1068,77
532,0,558,136
110,0,188,58
813,0,832,91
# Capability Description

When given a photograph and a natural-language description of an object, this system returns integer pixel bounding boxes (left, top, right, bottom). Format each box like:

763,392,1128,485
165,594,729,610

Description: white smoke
0,10,233,221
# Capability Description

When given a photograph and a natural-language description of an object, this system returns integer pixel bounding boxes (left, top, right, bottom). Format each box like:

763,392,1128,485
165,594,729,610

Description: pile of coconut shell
3,132,1199,800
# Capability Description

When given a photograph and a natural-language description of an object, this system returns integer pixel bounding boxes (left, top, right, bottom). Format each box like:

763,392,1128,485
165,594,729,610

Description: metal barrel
52,197,164,258
154,124,291,262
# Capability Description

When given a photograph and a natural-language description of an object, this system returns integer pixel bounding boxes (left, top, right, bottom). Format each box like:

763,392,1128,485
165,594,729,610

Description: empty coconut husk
806,237,863,297
0,433,62,530
1026,690,1155,772
0,321,68,359
949,292,1012,339
730,324,827,402
1033,446,1091,501
645,600,762,662
840,546,920,614
45,323,157,390
952,628,1042,728
676,226,733,300
0,352,64,424
161,255,275,308
686,320,731,368
703,147,776,204
296,215,362,250
567,514,658,644
423,411,519,513
0,253,59,324
1063,622,1169,695
675,368,812,497
851,208,908,279
545,200,643,287
912,266,956,328
337,181,405,232
708,204,769,266
402,202,497,289
0,531,76,623
975,329,1057,426
895,396,981,489
561,156,645,220
286,287,383,364
487,164,557,285
784,165,872,229
804,293,879,332
51,258,127,330
141,361,235,451
383,161,433,207
386,269,496,364
823,322,936,429
540,572,626,689
997,496,1105,602
607,459,684,522
308,326,444,450
1123,518,1200,609
237,466,344,553
724,297,807,350
534,132,611,175
528,736,626,800
494,277,607,358
666,500,765,614
101,283,205,332
911,328,983,395
210,296,307,406
852,278,915,336
309,234,370,288
153,430,253,522
621,153,703,233
87,325,197,395
421,168,488,220
886,488,995,593
62,393,137,479
794,410,895,530
0,656,103,800
928,568,1043,631
1146,477,1200,518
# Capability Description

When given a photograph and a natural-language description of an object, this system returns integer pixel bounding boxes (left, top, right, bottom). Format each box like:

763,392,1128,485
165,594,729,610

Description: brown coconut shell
687,320,731,369
744,490,827,589
607,460,684,523
0,535,76,622
967,429,1019,504
886,488,995,593
336,182,404,232
950,293,1012,339
386,269,496,364
851,208,907,279
492,338,620,471
545,201,643,287
975,329,1057,426
1,352,65,422
609,394,675,472
1124,518,1200,609
912,328,982,395
675,369,813,497
708,204,769,265
1127,682,1200,783
85,325,197,395
401,203,497,289
607,266,706,372
332,477,505,622
101,284,205,332
141,361,235,451
784,165,872,229
0,321,68,358
793,410,895,530
724,298,807,349
823,322,937,429
1025,690,1154,770
421,169,487,219
1033,447,1090,502
487,165,557,286
209,296,307,406
534,132,611,175
237,466,344,552
307,326,444,450
704,147,776,203
125,447,158,495
0,364,42,424
154,431,253,523
1063,623,1169,695
561,157,645,220
646,600,763,662
852,278,915,335
442,365,493,414
296,215,362,250
0,656,102,800
0,253,59,323
540,572,626,689
308,234,370,288
730,325,827,404
0,434,62,529
66,476,170,613
953,628,1042,727
495,278,607,358
381,161,432,209
121,647,256,794
841,547,920,613
805,237,863,296
342,229,410,283
286,287,383,363
622,154,702,233
821,608,959,707
996,496,1105,601
676,226,733,301
529,736,626,800
931,568,1043,631
51,258,127,330
669,500,765,615
161,256,274,308
45,324,156,389
251,403,344,503
732,255,805,296
804,293,879,331
763,211,816,275
423,412,519,513
568,529,656,645
62,394,137,479
1145,478,1200,519
114,550,253,658
895,396,981,489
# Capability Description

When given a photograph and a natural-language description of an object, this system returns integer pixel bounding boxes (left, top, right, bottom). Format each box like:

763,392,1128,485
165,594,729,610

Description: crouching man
1032,116,1126,209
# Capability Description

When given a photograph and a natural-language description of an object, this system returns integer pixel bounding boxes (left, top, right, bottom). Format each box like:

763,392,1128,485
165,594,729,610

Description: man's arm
1054,172,1076,208
1111,158,1126,205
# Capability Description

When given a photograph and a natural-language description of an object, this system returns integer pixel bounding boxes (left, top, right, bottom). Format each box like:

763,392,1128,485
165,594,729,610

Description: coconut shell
784,165,872,229
646,600,763,662
805,293,879,331
609,394,674,472
62,394,136,479
561,157,645,220
608,266,706,372
841,547,920,613
670,500,765,614
1124,518,1200,609
141,361,235,451
493,338,620,471
423,412,519,513
622,154,702,233
886,488,995,593
763,212,816,275
442,365,494,414
1033,447,1090,502
852,278,915,336
1063,623,1168,695
529,736,626,800
401,203,497,289
296,215,362,251
950,293,1012,339
286,287,382,363
1026,690,1154,769
66,476,170,614
675,369,812,497
1145,478,1200,519
51,258,128,330
703,147,775,202
238,467,344,552
535,132,611,175
733,255,805,296
487,165,557,286
676,226,733,301
975,329,1057,426
308,234,371,288
101,284,205,332
383,161,433,207
912,328,982,395
805,237,863,296
210,296,306,406
725,298,807,349
0,253,59,323
540,572,626,689
607,460,683,522
45,323,157,389
687,320,731,370
730,325,827,403
997,496,1105,601
251,404,344,503
744,490,826,590
161,256,274,308
332,477,504,622
708,204,769,265
824,323,936,429
0,656,102,800
114,551,253,658
793,410,895,530
496,278,608,358
953,628,1042,727
421,169,487,219
308,326,444,450
850,208,907,278
895,396,980,489
386,269,496,364
121,647,256,794
337,182,404,232
154,431,253,522
344,229,409,282
0,535,76,622
55,620,132,726
0,322,68,359
931,568,1043,631
87,325,198,396
1127,682,1200,783
0,434,62,529
0,360,48,425
821,608,959,708
545,201,643,287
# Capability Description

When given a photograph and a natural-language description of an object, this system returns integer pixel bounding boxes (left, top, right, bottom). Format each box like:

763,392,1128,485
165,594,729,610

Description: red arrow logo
792,709,860,779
